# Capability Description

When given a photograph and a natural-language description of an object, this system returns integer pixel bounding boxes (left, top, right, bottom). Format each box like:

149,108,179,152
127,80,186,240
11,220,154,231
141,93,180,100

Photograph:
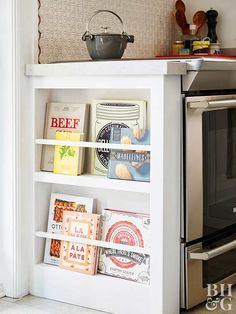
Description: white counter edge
25,60,187,77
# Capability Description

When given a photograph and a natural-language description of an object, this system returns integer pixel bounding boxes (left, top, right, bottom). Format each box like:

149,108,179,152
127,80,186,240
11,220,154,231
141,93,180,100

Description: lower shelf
31,263,149,314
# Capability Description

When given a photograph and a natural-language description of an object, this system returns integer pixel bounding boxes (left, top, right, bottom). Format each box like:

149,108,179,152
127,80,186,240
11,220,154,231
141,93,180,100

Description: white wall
0,0,16,297
38,0,175,63
185,0,236,48
0,0,37,298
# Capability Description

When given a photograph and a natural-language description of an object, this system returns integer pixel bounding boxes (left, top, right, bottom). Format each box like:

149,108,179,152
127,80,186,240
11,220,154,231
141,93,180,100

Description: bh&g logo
206,284,233,311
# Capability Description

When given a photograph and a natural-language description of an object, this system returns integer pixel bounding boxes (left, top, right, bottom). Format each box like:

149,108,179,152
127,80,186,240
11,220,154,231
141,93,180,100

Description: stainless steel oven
182,227,236,308
182,94,236,309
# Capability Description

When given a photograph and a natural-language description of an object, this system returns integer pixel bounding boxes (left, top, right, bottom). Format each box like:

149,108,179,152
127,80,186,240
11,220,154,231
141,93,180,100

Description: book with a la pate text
60,211,101,275
44,193,96,266
53,131,85,176
41,102,89,172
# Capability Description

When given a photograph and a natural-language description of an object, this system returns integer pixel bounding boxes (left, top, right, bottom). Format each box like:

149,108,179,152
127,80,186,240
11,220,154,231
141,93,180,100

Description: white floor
0,296,106,314
0,291,235,314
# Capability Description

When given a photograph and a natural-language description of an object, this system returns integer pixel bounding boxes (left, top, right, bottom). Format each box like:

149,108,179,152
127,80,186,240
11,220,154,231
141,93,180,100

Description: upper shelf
25,59,187,77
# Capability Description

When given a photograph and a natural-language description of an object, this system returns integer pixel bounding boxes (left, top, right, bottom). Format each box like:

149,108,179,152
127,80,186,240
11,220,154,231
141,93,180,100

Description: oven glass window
203,231,236,287
203,109,236,237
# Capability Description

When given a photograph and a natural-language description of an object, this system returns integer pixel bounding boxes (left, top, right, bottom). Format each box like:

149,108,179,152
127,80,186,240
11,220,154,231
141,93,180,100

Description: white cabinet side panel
163,76,181,314
149,77,164,314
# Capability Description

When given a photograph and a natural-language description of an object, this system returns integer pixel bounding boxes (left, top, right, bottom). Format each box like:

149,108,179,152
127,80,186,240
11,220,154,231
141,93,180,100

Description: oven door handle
189,240,236,261
189,99,236,109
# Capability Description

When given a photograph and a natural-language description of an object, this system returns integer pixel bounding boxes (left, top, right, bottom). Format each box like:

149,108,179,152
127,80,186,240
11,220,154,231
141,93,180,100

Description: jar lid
210,42,221,47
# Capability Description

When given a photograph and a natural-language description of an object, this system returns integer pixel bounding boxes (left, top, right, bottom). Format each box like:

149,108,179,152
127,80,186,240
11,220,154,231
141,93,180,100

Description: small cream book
60,211,101,275
53,131,85,176
41,102,89,172
44,193,96,266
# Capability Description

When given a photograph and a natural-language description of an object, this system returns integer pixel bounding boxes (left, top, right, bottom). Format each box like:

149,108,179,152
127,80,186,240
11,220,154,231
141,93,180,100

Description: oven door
186,95,236,242
182,228,236,309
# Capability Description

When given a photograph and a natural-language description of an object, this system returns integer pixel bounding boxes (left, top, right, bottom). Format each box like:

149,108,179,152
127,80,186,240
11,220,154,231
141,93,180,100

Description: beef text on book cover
41,102,89,172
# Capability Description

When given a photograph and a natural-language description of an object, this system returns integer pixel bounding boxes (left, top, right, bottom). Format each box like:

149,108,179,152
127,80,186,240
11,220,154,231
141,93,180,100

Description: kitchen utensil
82,10,134,60
175,0,186,12
193,11,207,34
206,9,218,43
176,10,190,35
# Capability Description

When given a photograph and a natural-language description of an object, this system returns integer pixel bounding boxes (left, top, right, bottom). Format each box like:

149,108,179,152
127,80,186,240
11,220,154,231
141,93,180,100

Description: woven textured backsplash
38,0,175,63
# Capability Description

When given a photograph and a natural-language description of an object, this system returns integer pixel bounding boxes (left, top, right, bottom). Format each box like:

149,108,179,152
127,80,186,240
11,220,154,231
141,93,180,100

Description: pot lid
82,10,134,43
89,26,128,36
88,32,129,36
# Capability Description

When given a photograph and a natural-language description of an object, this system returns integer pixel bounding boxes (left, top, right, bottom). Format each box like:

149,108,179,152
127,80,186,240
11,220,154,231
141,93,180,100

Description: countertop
25,57,236,77
25,59,187,77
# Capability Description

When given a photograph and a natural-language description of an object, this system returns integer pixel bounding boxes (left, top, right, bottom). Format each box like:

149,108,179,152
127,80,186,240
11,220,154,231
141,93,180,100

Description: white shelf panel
34,171,150,193
36,231,150,255
31,263,149,314
36,139,151,151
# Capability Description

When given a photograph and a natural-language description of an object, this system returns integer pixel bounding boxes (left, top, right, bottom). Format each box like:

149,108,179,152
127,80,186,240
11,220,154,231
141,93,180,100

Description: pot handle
82,9,130,41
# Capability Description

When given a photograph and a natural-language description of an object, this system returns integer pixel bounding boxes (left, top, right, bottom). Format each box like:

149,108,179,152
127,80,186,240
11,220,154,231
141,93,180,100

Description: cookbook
98,209,150,284
41,102,89,172
108,128,150,182
60,211,101,275
44,193,96,266
90,100,147,176
53,131,85,176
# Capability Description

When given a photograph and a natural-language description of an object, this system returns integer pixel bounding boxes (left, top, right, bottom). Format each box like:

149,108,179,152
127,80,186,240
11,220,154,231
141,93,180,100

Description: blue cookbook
108,128,150,182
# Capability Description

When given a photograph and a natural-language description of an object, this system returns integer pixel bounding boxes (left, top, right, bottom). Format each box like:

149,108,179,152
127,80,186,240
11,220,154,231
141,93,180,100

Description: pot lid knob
101,26,111,33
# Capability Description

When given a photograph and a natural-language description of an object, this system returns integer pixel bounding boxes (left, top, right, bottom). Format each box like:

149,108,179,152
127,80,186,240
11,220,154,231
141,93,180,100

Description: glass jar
172,41,184,55
183,25,201,54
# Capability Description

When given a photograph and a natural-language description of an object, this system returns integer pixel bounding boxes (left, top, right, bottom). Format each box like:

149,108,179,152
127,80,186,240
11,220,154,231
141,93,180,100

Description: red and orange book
59,211,101,275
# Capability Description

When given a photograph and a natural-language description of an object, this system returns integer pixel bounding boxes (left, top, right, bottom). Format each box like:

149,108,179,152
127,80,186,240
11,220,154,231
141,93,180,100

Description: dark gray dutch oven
82,10,134,60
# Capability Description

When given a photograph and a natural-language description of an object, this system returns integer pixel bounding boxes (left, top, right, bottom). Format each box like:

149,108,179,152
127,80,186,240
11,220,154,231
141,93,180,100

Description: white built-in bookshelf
24,60,184,314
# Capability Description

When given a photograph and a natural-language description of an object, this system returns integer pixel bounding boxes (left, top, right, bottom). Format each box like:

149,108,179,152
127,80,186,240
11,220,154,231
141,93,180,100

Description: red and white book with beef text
41,102,89,172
